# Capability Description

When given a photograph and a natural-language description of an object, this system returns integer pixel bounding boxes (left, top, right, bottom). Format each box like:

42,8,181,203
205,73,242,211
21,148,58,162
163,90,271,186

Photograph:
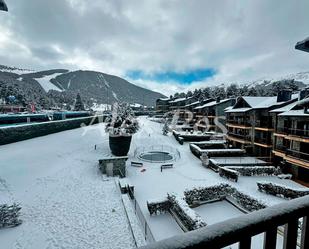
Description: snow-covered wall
0,115,105,145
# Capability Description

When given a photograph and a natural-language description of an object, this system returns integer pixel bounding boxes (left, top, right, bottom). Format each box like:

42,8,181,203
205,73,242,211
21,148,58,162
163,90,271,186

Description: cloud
1,0,309,95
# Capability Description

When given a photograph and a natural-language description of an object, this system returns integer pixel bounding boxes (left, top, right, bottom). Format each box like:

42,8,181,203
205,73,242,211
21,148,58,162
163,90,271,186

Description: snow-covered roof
270,102,297,113
194,99,231,110
185,100,200,107
227,94,299,113
158,97,170,101
225,107,251,113
278,109,308,117
169,97,187,103
224,106,233,111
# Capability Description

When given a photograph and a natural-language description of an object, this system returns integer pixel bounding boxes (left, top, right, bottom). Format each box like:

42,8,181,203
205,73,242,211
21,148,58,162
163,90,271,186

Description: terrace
124,117,308,248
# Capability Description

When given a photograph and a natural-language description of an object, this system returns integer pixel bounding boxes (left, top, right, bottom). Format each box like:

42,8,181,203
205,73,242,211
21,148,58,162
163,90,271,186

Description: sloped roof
194,99,231,110
169,97,187,103
185,100,200,107
225,107,251,113
270,102,297,113
278,109,308,117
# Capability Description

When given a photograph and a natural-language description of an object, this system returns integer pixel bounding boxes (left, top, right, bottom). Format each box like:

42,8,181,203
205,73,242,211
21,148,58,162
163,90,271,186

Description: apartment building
225,91,298,159
194,98,235,132
272,89,309,182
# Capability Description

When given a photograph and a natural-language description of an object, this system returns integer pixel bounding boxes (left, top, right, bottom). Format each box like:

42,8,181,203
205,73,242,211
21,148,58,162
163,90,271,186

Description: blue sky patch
126,68,216,85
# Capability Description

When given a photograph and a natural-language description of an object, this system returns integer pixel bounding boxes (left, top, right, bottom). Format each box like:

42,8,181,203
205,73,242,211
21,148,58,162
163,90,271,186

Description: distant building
0,104,26,113
155,98,170,114
194,98,235,132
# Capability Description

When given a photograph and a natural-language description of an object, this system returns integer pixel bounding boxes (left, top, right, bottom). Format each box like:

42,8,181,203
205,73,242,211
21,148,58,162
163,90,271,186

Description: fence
127,187,155,243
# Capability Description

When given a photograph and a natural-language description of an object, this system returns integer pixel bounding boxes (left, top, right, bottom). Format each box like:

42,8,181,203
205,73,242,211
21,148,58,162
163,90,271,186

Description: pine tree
74,93,85,111
162,122,169,135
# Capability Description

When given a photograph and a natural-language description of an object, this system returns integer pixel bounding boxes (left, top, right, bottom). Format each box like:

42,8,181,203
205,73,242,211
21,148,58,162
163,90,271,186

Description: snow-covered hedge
226,166,278,176
0,204,22,228
230,190,266,212
184,184,232,206
167,194,207,231
257,182,309,199
147,198,172,216
184,184,266,212
208,159,220,172
219,167,239,182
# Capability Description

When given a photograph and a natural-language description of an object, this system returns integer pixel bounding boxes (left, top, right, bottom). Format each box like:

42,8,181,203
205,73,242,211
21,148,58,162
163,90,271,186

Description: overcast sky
1,0,309,95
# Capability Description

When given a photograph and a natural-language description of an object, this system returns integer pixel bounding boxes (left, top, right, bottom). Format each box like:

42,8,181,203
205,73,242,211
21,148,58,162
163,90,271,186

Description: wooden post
263,228,277,249
301,216,309,249
283,219,298,249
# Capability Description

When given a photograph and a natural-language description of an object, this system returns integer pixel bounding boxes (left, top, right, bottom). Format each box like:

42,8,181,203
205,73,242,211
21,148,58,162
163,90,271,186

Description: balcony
274,144,287,153
255,120,274,130
141,195,309,249
228,132,251,140
254,137,272,145
287,149,309,162
227,119,252,127
277,127,309,138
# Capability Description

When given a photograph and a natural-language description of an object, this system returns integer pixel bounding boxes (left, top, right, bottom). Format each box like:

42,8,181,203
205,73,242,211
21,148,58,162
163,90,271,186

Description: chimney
216,97,221,103
277,89,292,102
299,88,309,100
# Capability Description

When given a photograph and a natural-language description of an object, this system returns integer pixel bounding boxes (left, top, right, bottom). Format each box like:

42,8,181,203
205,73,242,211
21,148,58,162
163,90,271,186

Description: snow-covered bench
131,161,143,167
161,164,173,172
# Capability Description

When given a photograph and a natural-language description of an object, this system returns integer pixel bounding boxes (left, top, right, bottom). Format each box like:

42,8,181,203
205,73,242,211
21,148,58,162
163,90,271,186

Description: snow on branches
105,103,139,136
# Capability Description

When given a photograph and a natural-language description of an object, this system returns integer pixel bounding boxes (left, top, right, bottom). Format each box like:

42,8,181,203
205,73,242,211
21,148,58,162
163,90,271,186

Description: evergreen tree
74,93,85,111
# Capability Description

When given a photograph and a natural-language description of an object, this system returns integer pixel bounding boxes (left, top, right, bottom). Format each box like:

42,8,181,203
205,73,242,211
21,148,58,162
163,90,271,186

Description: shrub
257,182,309,199
226,166,278,176
219,167,239,182
0,203,22,228
184,184,231,206
167,194,207,231
105,103,139,136
147,198,172,215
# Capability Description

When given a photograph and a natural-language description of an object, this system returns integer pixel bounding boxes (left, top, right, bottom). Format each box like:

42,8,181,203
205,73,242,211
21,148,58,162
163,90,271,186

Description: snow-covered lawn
0,126,135,249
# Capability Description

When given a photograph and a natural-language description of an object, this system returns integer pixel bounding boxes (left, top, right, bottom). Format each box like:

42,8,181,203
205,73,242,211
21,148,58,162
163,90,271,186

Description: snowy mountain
0,65,165,109
247,71,309,88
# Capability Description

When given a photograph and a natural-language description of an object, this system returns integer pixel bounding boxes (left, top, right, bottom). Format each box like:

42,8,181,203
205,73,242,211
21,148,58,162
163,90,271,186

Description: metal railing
277,127,309,138
127,187,155,243
254,137,272,145
286,149,309,162
226,120,252,127
140,195,309,249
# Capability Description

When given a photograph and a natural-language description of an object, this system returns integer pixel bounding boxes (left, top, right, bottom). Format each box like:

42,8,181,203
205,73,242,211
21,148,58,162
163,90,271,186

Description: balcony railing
255,120,274,129
274,145,287,153
254,137,272,145
227,120,252,127
277,127,309,138
140,195,309,249
228,132,251,140
287,149,309,162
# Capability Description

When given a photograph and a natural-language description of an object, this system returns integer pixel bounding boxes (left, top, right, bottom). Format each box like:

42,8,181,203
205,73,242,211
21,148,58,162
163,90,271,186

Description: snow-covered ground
0,126,135,249
34,73,64,92
0,116,305,249
126,117,304,242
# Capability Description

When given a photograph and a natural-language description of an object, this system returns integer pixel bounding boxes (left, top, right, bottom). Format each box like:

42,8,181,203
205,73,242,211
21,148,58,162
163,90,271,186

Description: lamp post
0,0,8,12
